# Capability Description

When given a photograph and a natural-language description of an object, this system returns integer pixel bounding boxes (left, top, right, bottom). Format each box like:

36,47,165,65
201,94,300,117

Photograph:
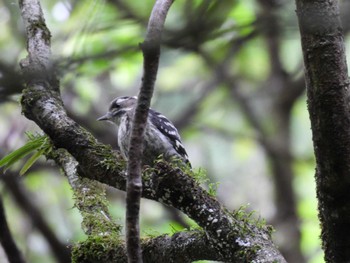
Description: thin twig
126,1,174,262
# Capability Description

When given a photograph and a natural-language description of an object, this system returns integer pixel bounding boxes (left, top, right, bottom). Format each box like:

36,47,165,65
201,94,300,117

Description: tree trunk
296,0,350,261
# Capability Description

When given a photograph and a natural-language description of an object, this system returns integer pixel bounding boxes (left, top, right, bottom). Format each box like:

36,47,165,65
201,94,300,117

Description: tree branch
0,194,26,263
19,0,58,92
74,230,220,263
0,62,24,102
53,149,121,236
126,1,174,262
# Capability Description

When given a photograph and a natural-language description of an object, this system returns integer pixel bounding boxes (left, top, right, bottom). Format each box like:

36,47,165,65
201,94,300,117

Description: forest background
0,0,340,262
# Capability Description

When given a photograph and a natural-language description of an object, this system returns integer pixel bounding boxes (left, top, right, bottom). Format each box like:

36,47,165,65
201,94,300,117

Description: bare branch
0,62,24,102
0,194,26,263
126,1,174,262
19,0,58,91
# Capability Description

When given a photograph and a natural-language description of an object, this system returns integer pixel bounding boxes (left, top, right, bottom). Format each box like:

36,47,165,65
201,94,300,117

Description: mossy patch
72,234,125,263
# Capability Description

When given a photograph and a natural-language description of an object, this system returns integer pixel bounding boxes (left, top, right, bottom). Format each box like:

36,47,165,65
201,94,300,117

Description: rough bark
296,0,350,262
53,149,121,236
74,230,218,263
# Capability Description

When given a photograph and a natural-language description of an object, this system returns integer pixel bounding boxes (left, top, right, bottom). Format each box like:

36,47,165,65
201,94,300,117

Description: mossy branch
52,148,122,236
73,230,219,263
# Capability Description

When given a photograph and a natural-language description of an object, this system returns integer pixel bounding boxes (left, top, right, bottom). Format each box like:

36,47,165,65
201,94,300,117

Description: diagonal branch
53,149,121,236
0,194,26,263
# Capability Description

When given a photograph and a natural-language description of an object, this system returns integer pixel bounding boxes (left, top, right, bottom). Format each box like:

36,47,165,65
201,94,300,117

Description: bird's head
97,96,137,124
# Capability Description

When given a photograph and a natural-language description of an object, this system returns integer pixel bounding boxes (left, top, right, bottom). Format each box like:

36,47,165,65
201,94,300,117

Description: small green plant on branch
0,133,51,175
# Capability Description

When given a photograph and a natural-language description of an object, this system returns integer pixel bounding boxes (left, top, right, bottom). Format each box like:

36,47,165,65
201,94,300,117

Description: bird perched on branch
97,96,191,167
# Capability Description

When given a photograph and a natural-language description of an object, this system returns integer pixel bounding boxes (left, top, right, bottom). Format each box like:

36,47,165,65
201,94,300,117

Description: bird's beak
97,112,111,121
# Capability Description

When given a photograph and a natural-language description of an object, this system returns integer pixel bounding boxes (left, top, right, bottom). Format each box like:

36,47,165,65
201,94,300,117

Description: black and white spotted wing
149,109,189,163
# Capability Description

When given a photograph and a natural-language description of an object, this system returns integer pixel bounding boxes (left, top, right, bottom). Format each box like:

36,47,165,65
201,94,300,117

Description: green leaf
19,148,45,176
0,135,48,171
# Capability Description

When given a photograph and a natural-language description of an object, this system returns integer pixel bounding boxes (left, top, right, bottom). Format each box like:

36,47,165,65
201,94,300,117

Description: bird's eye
111,102,120,110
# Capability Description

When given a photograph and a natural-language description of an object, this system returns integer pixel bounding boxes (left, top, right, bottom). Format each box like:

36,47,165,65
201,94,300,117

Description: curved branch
126,1,174,261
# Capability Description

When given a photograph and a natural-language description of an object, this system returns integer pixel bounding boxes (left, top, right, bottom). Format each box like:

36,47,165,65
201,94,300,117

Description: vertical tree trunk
296,0,350,261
